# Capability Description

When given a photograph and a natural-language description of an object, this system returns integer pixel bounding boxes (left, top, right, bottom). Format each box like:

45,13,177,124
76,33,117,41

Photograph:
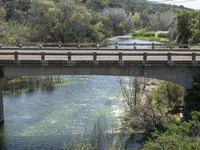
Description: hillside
0,0,196,43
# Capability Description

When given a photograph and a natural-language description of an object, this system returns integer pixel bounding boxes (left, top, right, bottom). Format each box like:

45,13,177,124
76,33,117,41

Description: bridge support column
0,67,4,124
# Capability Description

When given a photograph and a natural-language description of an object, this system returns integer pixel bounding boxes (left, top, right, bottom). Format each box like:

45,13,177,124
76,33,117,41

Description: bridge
0,42,200,123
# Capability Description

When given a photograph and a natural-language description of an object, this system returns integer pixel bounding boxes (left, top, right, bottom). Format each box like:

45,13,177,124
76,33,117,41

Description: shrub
142,112,200,150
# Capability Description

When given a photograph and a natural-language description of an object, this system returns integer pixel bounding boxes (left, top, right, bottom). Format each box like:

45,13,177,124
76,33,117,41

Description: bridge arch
3,64,200,89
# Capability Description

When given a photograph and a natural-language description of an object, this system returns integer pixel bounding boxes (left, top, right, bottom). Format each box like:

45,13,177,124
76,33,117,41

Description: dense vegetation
176,11,200,44
2,77,63,94
1,0,200,149
119,77,200,149
0,0,196,43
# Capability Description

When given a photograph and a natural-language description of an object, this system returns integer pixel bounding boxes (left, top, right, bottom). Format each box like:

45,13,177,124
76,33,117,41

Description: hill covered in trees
0,0,197,43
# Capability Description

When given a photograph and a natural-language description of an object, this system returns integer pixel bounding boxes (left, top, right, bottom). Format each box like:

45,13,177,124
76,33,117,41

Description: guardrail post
143,52,147,64
14,51,18,60
96,43,100,49
133,43,137,50
167,52,172,64
192,53,197,64
78,42,81,49
58,41,62,48
93,52,97,61
169,44,173,50
0,43,2,48
67,52,71,61
41,52,45,60
18,42,23,48
118,52,123,61
115,42,118,49
152,43,155,50
38,41,42,48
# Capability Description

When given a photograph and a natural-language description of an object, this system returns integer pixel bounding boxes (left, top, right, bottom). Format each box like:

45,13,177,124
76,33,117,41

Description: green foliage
142,112,200,150
176,11,200,44
64,117,124,150
85,0,109,10
120,78,183,135
2,77,63,94
0,0,194,43
185,77,200,119
0,21,32,43
132,30,169,42
157,32,170,38
176,11,192,44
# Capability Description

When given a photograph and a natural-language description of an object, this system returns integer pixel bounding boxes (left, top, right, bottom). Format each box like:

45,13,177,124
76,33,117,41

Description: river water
0,36,152,150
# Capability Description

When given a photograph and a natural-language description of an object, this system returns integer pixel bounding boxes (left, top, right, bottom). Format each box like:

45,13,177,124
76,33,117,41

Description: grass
2,77,64,95
64,117,126,150
132,35,169,42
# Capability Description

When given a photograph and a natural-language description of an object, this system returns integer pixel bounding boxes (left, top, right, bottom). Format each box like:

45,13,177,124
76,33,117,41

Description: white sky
148,0,200,10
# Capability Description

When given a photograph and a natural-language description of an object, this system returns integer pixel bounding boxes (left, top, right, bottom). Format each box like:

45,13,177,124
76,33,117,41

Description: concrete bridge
0,43,200,123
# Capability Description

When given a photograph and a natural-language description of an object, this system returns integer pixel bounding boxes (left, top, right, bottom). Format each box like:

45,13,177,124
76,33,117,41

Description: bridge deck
0,49,199,62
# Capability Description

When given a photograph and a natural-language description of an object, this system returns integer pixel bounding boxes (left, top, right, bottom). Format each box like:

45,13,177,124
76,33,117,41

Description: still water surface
0,36,151,150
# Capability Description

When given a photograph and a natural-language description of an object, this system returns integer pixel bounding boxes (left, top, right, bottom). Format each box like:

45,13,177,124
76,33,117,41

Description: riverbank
132,30,170,42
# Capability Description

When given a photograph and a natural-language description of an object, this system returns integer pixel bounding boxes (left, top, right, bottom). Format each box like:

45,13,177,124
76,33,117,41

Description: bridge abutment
0,67,4,124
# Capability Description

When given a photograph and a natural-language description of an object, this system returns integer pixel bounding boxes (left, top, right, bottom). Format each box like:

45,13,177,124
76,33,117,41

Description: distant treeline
0,0,197,43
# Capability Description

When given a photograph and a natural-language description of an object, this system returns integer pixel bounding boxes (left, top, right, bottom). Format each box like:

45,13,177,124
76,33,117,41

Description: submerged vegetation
64,117,125,150
2,76,63,94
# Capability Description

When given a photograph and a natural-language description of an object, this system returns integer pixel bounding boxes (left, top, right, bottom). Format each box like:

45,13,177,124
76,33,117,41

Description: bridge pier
0,90,3,124
0,67,4,124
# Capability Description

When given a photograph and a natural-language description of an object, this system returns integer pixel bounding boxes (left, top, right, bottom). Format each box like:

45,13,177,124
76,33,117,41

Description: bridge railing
0,51,199,64
0,42,199,50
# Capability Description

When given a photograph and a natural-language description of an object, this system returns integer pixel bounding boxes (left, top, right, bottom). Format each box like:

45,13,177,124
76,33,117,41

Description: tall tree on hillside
191,12,200,44
176,11,192,44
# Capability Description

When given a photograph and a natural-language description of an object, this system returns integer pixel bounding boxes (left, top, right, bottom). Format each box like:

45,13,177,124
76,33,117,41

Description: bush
157,32,170,38
142,112,200,150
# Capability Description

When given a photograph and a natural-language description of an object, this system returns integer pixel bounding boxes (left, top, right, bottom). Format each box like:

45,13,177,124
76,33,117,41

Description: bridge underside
1,60,200,89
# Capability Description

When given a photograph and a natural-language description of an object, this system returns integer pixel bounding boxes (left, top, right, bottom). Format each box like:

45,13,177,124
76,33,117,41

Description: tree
191,12,200,44
101,8,133,36
142,112,200,150
84,0,108,10
176,11,192,44
147,12,176,31
185,77,200,119
27,0,104,42
120,78,183,133
132,12,144,29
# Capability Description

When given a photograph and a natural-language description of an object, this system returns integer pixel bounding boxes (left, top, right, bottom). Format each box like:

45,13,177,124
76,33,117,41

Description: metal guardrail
0,42,198,50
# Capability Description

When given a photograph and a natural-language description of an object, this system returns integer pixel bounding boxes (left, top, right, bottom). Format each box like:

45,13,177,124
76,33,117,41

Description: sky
148,0,200,10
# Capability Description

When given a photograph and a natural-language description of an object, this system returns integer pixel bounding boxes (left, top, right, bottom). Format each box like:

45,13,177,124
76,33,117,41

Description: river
0,36,153,150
